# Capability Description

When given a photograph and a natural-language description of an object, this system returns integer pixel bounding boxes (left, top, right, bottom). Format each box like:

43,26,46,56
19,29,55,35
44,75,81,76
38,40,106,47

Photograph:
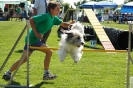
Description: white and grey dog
58,22,85,63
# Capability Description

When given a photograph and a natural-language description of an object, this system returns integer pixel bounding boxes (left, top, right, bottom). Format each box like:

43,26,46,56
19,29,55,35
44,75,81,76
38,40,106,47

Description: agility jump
30,46,126,52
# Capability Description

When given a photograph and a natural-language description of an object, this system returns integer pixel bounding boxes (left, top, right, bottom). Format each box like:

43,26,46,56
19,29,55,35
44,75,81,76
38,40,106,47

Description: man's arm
60,21,75,28
33,8,37,16
30,18,43,39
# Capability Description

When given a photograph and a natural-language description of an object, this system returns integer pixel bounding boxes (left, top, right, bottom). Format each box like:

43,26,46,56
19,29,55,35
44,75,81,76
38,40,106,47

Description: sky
63,0,125,8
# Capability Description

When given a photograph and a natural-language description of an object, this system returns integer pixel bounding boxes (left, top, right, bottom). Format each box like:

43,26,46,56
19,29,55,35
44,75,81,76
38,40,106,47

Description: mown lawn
0,20,132,88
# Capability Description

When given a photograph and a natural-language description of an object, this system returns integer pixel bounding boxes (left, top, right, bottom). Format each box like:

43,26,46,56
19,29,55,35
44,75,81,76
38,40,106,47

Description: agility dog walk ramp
84,9,115,50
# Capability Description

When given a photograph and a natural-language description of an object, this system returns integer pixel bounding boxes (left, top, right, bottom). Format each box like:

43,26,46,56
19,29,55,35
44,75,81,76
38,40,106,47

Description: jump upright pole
126,23,133,88
8,19,31,88
26,19,30,87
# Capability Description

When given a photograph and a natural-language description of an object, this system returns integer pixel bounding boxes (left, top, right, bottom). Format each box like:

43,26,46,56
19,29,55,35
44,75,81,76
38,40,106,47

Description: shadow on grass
5,80,21,88
4,81,54,88
14,50,23,53
31,81,54,88
57,38,61,41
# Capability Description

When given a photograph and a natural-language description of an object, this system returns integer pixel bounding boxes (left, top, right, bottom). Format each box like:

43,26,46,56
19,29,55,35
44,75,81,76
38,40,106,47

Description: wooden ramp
84,9,115,50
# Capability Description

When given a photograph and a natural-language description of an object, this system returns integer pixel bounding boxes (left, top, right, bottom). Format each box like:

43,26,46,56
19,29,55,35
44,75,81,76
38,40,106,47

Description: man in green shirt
3,1,75,81
15,5,21,21
25,13,62,45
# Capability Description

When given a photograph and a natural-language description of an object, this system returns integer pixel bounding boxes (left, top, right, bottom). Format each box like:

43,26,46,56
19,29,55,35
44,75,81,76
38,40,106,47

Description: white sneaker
43,71,57,80
2,72,11,81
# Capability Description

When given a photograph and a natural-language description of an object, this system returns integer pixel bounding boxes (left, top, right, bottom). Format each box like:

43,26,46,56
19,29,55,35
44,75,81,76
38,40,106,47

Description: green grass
0,20,132,88
101,21,129,30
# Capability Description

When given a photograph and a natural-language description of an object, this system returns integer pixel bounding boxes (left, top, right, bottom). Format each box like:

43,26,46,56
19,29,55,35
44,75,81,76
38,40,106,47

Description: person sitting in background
2,12,9,21
0,8,7,21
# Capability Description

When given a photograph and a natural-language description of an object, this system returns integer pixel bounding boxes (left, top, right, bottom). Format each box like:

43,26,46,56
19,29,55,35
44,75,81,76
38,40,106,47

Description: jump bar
30,46,127,52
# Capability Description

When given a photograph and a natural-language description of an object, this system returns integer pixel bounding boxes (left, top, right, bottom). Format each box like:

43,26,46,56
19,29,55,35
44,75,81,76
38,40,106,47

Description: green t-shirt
16,7,21,13
25,13,62,44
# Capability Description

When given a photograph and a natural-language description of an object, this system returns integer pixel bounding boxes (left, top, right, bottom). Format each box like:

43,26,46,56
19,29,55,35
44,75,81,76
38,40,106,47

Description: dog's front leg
58,49,67,62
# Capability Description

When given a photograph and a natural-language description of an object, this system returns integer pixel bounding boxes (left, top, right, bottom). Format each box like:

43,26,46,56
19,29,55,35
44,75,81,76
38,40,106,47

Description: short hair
47,1,60,12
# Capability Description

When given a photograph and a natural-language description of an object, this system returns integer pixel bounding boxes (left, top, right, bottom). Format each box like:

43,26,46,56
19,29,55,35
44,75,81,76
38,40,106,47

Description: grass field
0,20,133,88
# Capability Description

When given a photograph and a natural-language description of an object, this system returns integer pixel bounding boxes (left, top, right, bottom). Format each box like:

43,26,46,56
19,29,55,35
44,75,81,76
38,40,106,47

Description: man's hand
35,32,43,40
71,20,76,24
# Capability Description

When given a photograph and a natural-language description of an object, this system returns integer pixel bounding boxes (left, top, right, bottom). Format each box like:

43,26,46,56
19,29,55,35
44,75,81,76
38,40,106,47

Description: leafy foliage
74,0,88,8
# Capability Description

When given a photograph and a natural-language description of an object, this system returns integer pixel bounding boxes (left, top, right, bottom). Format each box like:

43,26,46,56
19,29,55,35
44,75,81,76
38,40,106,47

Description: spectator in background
19,8,27,21
98,9,104,22
15,5,21,21
108,9,113,21
0,8,9,21
113,12,118,23
4,4,9,12
33,0,48,15
33,0,50,44
118,12,122,24
28,5,33,18
9,5,15,21
124,13,128,24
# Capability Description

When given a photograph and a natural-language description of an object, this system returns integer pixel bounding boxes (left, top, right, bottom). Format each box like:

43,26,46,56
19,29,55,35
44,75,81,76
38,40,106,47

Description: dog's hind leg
58,50,67,62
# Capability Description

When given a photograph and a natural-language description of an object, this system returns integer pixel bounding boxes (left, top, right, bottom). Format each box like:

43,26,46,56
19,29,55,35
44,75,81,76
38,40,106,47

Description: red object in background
4,4,9,12
5,4,9,8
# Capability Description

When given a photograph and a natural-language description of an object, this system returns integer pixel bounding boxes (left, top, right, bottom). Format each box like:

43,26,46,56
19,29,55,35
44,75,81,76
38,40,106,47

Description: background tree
62,3,70,12
124,0,133,3
74,0,87,8
56,0,64,4
89,0,105,1
127,0,133,2
108,0,113,2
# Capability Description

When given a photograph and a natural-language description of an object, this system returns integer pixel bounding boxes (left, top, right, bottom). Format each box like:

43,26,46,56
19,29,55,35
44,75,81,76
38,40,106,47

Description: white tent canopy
0,0,26,4
0,0,30,12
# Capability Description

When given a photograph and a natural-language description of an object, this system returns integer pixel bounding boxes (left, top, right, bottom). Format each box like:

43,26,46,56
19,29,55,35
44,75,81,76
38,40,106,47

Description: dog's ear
66,32,74,38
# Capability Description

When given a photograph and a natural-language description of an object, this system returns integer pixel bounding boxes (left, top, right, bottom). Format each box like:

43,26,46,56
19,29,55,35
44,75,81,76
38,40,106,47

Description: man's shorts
24,41,43,52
